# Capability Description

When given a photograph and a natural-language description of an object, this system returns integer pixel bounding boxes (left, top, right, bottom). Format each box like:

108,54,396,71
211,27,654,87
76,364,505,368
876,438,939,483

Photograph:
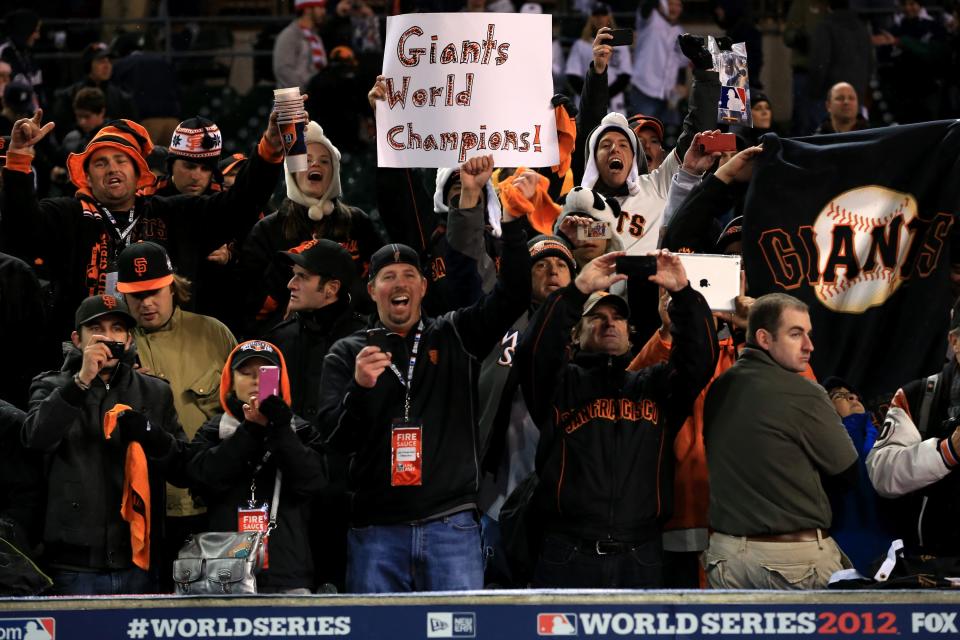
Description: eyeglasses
829,390,859,402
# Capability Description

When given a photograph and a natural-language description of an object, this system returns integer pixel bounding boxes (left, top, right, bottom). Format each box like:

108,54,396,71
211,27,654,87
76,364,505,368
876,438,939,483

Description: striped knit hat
168,116,223,181
528,234,576,274
67,119,155,190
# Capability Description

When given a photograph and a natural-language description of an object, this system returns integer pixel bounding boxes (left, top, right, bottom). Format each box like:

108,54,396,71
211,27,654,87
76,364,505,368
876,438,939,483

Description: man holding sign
318,155,531,593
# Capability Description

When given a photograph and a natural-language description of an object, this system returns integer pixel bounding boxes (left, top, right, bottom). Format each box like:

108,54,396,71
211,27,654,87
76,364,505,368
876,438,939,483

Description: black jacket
0,252,59,410
265,298,366,423
185,411,328,591
0,148,281,339
317,216,531,526
517,283,718,541
662,174,744,254
22,347,187,571
0,400,44,550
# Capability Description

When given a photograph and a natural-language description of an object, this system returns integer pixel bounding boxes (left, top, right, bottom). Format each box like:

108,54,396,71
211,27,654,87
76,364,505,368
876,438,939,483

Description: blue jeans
346,510,484,593
48,567,156,595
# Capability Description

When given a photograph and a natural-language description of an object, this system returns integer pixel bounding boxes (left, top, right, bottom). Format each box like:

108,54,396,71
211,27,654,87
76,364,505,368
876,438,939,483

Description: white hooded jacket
581,112,680,256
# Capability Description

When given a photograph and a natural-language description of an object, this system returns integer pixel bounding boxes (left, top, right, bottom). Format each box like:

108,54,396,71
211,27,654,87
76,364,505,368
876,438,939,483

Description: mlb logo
538,613,578,636
0,617,55,639
426,612,476,638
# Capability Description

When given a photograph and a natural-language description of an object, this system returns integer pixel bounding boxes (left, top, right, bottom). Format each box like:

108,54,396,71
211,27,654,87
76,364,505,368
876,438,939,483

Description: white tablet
677,253,742,312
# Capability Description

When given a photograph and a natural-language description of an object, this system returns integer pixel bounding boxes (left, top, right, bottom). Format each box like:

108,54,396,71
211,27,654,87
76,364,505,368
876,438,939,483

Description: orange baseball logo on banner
133,257,148,275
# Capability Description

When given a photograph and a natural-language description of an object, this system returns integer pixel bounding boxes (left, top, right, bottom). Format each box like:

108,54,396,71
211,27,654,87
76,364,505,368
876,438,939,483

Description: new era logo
538,613,578,636
426,613,476,638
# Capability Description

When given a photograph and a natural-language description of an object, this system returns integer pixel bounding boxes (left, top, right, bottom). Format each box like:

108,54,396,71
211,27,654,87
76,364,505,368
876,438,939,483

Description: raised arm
649,251,719,431
0,110,73,266
516,251,627,426
450,155,532,359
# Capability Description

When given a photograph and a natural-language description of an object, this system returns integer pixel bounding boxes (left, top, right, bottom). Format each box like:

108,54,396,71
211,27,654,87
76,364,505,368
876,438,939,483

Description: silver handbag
173,471,281,595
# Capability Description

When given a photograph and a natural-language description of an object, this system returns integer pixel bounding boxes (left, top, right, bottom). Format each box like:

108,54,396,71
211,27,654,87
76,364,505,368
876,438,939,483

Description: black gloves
116,410,173,457
678,34,714,71
258,395,293,430
551,94,579,119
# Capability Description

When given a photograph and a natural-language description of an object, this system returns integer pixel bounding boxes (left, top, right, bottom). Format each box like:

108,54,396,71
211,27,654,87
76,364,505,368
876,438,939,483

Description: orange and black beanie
167,116,223,181
67,119,155,190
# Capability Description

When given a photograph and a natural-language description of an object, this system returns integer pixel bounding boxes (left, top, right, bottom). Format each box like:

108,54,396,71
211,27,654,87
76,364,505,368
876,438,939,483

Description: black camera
100,340,126,359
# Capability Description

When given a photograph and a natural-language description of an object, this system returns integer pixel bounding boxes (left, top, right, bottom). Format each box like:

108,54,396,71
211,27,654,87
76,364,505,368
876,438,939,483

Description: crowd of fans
0,0,957,596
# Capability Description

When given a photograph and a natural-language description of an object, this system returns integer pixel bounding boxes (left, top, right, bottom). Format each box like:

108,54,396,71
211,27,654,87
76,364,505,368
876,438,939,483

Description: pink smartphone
258,366,280,400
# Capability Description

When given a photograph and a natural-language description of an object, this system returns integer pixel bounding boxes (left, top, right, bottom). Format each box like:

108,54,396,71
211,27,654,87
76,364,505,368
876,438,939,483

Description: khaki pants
704,531,850,589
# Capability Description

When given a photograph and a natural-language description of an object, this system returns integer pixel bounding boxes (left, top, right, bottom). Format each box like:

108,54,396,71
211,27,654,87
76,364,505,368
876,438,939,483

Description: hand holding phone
577,221,612,240
99,340,126,359
258,365,280,400
366,328,393,353
615,255,658,280
698,132,737,154
606,28,634,47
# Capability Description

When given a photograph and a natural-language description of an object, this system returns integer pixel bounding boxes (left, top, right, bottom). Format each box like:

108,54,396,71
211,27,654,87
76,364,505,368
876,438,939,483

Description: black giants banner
743,120,960,399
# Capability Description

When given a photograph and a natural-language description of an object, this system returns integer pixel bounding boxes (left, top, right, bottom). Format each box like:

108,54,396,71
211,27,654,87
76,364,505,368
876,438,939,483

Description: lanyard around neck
388,320,424,422
96,202,139,247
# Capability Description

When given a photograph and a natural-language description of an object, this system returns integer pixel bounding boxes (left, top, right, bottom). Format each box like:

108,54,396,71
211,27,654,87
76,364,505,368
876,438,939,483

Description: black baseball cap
3,81,34,116
75,294,136,330
822,376,858,397
231,340,281,370
280,238,356,292
82,42,112,71
368,243,421,281
116,241,175,293
716,216,743,253
950,298,960,333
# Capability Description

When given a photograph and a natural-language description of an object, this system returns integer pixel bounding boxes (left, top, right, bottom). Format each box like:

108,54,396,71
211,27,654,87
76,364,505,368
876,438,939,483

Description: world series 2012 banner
375,13,559,168
3,598,960,639
742,120,960,399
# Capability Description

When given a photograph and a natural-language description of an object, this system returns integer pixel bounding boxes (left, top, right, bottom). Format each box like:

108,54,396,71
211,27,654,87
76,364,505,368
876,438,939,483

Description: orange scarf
498,168,561,235
102,404,151,571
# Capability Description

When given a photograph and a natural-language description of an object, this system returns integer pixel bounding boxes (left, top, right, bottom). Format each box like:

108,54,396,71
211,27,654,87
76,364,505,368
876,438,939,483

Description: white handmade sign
376,13,559,168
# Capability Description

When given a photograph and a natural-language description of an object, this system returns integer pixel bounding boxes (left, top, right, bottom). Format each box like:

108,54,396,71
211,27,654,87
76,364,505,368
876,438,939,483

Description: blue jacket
829,412,897,573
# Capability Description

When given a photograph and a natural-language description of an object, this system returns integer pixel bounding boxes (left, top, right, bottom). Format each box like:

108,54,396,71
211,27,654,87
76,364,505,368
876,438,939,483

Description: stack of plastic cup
273,87,309,172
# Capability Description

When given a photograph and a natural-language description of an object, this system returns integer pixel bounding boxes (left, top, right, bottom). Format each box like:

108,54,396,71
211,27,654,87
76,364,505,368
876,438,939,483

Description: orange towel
552,103,576,177
103,404,151,571
498,168,561,236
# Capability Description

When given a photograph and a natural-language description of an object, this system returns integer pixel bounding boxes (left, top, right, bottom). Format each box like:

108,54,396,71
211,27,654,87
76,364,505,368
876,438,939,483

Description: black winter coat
317,219,531,526
517,284,718,541
185,412,328,591
22,348,187,571
265,298,366,423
